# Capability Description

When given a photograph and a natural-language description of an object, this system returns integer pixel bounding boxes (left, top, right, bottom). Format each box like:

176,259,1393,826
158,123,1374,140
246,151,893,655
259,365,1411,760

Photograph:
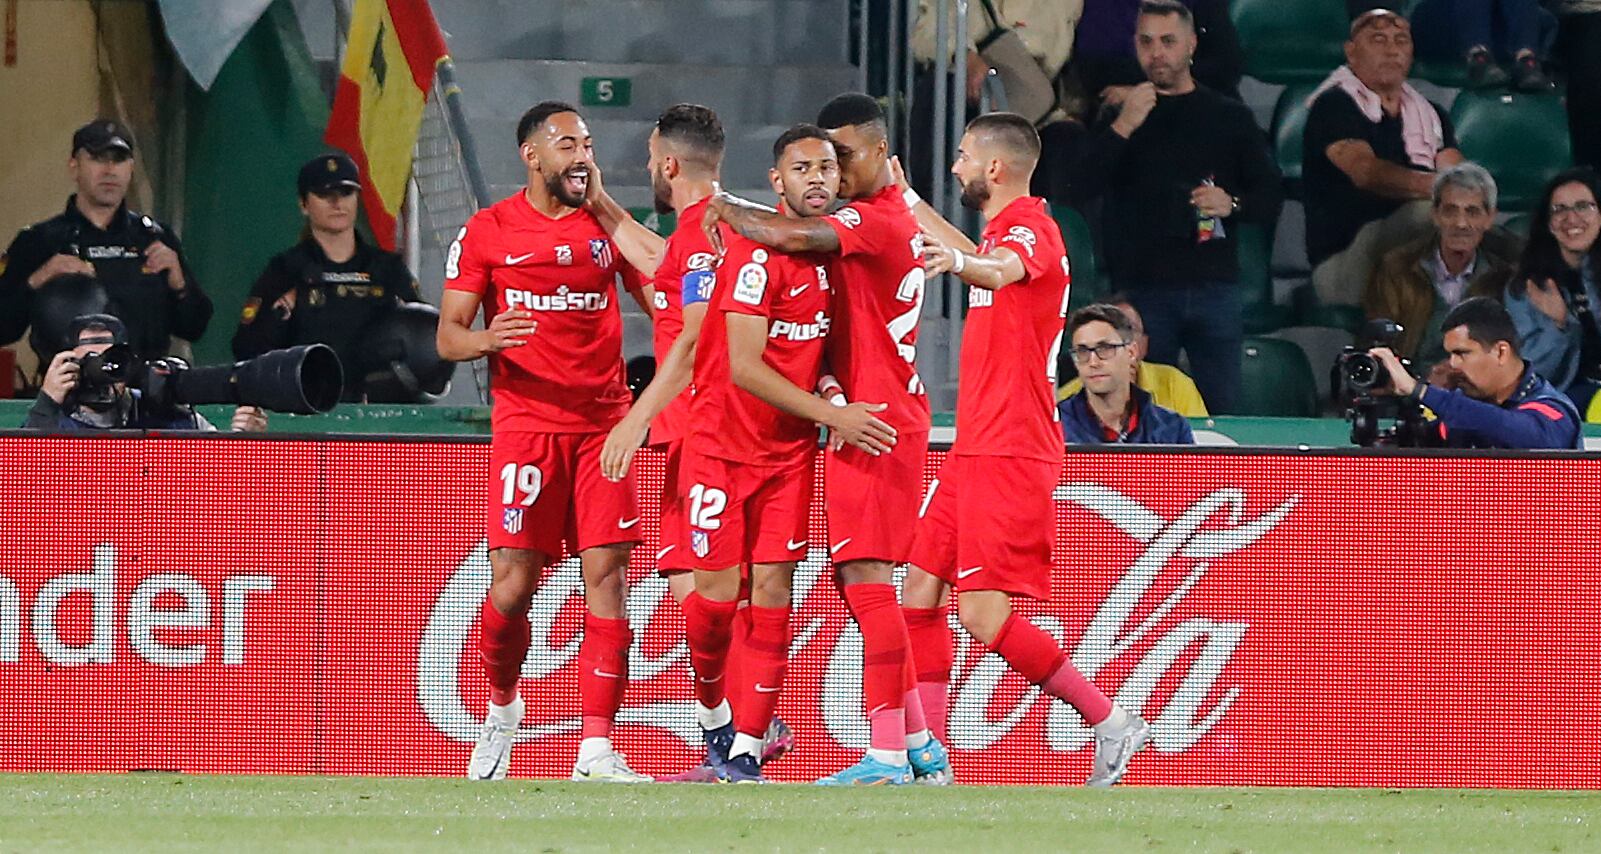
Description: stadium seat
1237,336,1320,416
1052,204,1106,310
1237,222,1294,333
1230,0,1347,84
1450,92,1572,213
1270,83,1320,200
629,206,677,237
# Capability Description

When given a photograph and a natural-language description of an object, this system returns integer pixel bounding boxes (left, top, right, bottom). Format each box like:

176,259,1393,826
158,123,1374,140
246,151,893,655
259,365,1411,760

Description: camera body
1332,318,1438,448
71,343,343,423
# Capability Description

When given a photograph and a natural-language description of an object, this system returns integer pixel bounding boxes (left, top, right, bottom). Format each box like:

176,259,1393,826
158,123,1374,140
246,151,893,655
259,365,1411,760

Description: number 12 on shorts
500,463,544,507
688,483,727,530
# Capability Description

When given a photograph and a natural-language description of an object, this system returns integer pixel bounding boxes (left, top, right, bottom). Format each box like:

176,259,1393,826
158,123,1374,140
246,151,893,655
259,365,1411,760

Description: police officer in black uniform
0,119,213,361
231,152,423,406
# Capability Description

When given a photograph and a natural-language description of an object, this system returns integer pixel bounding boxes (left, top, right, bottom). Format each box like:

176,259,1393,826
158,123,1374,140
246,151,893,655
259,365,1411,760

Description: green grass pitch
1,774,1596,852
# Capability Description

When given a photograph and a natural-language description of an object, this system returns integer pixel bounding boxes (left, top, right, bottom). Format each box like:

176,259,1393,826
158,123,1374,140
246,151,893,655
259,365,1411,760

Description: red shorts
486,431,641,558
682,449,813,571
825,433,928,565
907,454,1058,600
654,440,692,574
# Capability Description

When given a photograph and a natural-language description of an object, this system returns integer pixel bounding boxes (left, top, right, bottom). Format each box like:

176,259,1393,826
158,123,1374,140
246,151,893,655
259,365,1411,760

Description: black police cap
298,152,362,196
72,119,135,157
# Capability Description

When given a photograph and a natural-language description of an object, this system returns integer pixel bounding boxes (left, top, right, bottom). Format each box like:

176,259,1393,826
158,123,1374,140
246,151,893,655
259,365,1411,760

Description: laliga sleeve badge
733,261,768,306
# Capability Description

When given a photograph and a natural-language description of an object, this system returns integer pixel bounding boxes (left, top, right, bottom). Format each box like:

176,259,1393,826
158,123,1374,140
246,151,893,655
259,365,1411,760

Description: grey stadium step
434,0,849,65
453,60,860,128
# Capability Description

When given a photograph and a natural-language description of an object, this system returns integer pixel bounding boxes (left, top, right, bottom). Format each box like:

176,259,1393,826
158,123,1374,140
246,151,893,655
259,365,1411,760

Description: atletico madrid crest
589,238,614,268
691,530,710,558
502,508,524,535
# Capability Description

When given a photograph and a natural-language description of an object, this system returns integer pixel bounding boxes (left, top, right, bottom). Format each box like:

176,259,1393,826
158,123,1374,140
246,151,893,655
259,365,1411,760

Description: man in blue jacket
1059,304,1196,444
1371,297,1583,449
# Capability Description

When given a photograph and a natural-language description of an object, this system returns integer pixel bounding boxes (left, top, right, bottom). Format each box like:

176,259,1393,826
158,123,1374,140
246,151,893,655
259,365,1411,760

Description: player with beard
681,124,897,783
703,94,951,786
597,103,794,781
440,100,665,783
894,112,1151,787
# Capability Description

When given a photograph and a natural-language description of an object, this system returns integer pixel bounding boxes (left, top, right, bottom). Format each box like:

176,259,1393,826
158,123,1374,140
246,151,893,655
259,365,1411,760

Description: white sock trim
696,699,732,731
577,736,614,764
867,748,909,767
729,733,763,760
906,729,931,750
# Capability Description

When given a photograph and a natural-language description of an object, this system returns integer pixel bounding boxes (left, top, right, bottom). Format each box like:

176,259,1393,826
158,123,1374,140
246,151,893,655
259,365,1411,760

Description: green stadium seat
1298,303,1366,335
1270,83,1319,200
1238,336,1320,417
1230,0,1347,84
1051,204,1106,311
1450,92,1572,213
1237,222,1294,333
628,206,677,237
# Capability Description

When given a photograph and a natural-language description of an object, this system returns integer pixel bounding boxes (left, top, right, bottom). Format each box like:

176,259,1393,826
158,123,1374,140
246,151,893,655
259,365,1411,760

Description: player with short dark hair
896,112,1152,787
438,100,664,783
704,93,949,786
678,124,900,783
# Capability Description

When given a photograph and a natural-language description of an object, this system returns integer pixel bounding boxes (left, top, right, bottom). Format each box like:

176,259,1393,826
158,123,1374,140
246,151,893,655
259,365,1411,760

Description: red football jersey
952,196,1072,462
444,193,643,432
648,196,724,446
821,184,932,434
690,234,833,466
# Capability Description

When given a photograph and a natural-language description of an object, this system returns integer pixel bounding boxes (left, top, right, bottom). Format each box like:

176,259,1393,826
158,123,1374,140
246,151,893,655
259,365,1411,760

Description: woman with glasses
1505,167,1601,412
229,152,424,416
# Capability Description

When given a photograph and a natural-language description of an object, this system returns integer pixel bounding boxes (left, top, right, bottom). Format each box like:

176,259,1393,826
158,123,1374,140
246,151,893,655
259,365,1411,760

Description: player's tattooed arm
923,235,1026,292
726,314,895,456
704,191,841,256
889,155,976,254
600,301,707,481
437,290,534,361
584,161,666,275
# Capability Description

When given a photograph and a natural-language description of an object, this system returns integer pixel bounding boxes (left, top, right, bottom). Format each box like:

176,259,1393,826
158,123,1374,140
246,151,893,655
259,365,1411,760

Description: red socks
682,591,739,710
479,599,530,706
578,613,632,738
904,605,953,742
843,583,912,750
734,605,791,738
989,612,1111,726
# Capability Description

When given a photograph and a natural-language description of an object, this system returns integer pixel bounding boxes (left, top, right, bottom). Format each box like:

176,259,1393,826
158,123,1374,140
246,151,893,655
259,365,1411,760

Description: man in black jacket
0,120,213,363
1068,0,1281,414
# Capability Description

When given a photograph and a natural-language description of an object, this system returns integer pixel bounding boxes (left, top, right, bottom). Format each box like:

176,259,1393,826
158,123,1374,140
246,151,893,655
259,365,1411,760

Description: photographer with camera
1367,297,1581,449
26,315,215,431
0,120,213,363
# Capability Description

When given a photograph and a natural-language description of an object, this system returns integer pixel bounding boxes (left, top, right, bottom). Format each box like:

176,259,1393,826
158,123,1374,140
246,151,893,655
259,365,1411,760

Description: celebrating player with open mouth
896,113,1151,787
704,94,952,785
437,100,665,783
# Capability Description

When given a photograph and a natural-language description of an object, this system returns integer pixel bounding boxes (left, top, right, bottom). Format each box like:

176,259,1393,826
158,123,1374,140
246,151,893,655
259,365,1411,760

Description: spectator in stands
909,0,1083,202
1059,304,1195,443
1371,297,1582,449
0,119,213,364
24,314,219,431
1067,0,1280,414
1552,1,1601,170
1363,162,1515,370
1304,10,1464,308
231,152,425,424
1504,167,1601,411
1409,0,1554,91
1073,0,1243,118
1059,292,1209,416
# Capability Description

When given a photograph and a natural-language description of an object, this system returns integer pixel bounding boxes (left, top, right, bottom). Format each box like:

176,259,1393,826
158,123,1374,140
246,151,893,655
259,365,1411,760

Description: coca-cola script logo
415,484,1298,755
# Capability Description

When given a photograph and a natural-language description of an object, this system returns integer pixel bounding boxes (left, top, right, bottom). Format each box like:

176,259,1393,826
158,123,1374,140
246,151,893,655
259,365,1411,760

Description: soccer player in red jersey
897,113,1151,787
680,124,897,783
438,101,666,783
704,94,950,785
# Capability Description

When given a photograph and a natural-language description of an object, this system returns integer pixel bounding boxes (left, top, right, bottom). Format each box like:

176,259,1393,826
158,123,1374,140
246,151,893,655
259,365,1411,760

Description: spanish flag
324,0,448,250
